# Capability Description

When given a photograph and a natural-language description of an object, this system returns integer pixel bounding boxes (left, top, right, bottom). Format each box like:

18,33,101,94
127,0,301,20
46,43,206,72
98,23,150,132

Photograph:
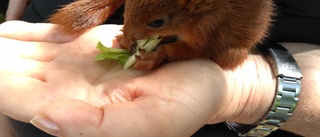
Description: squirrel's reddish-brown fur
49,0,274,70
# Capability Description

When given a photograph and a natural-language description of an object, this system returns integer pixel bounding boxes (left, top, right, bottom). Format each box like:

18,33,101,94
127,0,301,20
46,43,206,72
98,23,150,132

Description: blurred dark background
0,0,9,14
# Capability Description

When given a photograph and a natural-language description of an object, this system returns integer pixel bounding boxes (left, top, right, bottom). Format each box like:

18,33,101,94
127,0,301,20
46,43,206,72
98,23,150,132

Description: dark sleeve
268,0,320,45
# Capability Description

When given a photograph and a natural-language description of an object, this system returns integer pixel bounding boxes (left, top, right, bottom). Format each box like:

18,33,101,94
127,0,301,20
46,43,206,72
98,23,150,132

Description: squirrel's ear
48,0,125,35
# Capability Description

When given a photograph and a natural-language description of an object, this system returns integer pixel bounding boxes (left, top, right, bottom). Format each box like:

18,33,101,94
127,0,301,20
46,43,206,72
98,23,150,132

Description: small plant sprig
96,35,162,69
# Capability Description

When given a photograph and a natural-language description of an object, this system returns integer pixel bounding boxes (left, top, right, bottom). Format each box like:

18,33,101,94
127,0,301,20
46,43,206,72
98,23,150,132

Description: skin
0,114,15,137
278,42,320,136
5,0,30,21
0,21,319,137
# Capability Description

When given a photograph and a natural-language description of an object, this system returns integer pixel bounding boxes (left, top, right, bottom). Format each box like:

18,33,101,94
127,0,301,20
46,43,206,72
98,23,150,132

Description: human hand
5,0,30,21
0,21,276,137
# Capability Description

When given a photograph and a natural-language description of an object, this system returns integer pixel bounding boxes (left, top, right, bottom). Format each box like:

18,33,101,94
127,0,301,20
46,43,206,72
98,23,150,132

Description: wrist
209,49,276,124
224,43,304,136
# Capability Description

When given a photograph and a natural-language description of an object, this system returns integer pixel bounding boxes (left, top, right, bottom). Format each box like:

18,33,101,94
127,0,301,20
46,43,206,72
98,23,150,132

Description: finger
0,76,46,122
0,21,124,45
89,25,123,45
30,91,211,137
0,21,74,43
0,37,57,62
31,100,191,137
0,57,45,80
72,24,123,49
30,101,102,137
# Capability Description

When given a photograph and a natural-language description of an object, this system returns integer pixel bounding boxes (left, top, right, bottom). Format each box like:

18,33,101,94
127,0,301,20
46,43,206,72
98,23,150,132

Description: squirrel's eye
148,19,165,29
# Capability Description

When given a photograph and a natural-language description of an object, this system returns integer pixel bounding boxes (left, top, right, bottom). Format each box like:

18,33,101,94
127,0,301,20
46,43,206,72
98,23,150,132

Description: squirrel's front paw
133,50,165,70
117,34,131,50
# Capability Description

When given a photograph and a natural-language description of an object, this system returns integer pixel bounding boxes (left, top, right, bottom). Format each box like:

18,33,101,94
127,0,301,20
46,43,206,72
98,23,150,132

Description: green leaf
140,39,162,53
123,54,136,69
95,42,131,65
95,34,162,69
96,42,130,54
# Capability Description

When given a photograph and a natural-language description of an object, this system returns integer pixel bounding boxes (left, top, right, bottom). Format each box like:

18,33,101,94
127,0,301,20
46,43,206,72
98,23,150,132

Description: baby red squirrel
49,0,274,70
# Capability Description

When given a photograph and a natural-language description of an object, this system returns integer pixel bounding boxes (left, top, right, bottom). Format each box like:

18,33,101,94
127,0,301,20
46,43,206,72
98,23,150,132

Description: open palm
0,21,229,137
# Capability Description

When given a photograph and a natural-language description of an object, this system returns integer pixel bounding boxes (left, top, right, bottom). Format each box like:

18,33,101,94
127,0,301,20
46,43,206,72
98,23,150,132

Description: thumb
30,101,104,137
30,100,187,137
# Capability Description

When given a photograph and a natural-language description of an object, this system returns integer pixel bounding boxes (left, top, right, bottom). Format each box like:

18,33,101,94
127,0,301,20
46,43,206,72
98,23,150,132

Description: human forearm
208,42,320,136
6,0,29,21
279,43,320,137
0,114,15,137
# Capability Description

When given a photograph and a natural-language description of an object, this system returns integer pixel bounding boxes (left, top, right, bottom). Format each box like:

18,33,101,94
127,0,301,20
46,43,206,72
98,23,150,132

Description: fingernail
30,115,62,136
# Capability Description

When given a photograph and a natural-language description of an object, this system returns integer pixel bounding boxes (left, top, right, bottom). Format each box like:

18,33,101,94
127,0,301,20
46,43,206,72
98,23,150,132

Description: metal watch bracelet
225,43,303,137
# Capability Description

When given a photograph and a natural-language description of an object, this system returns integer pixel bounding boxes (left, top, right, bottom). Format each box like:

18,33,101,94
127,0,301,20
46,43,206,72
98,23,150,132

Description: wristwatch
225,43,303,137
